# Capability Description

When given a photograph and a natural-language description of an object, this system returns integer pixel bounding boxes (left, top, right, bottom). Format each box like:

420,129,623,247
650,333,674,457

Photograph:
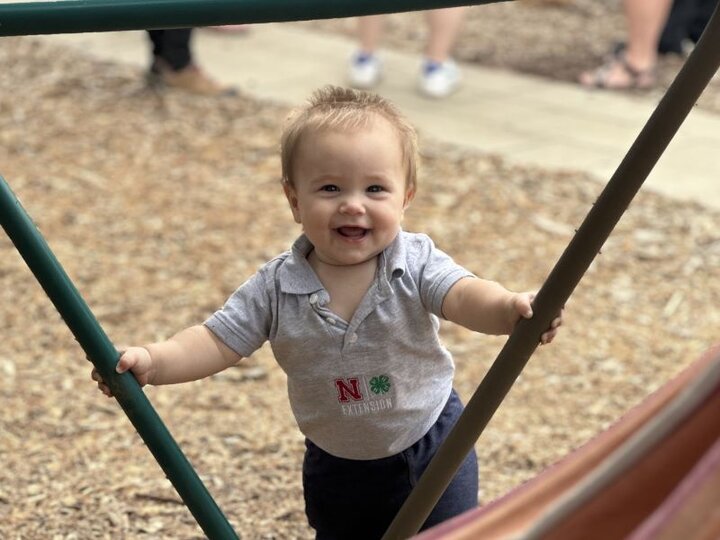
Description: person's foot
148,59,238,97
419,59,461,99
578,48,656,91
348,51,382,89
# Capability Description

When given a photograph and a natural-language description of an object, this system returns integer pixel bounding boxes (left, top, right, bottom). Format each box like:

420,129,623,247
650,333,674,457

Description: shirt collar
277,235,325,295
379,231,407,285
277,232,407,295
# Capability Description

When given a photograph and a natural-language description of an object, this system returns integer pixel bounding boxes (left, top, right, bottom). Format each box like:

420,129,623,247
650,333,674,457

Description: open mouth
336,226,368,239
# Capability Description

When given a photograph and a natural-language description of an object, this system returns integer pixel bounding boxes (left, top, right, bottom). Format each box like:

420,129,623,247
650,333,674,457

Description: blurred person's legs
148,28,192,71
424,8,464,63
579,0,672,89
357,15,385,55
348,15,385,89
420,7,465,98
658,0,698,54
689,0,717,42
348,8,465,98
625,0,673,71
147,29,236,97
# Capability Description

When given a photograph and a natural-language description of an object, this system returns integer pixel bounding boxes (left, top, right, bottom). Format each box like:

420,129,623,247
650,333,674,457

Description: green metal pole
382,4,720,539
0,177,239,540
0,0,501,36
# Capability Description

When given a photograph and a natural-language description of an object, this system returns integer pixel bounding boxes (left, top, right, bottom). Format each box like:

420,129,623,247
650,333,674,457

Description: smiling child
92,85,563,539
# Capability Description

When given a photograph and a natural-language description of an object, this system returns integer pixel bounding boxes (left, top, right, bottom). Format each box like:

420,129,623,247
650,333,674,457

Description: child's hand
511,292,564,345
90,346,155,397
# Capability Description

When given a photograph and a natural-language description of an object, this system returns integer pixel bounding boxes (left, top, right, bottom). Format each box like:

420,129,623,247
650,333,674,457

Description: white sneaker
419,59,461,98
348,52,382,89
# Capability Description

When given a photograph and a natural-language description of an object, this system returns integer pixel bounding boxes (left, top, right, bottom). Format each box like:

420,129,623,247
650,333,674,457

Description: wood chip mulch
1,21,719,539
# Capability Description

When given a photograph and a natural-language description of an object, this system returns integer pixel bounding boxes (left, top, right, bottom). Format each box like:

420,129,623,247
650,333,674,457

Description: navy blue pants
303,390,478,540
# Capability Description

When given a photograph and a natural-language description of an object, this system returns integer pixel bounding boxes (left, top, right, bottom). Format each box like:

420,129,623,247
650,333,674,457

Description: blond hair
280,85,418,192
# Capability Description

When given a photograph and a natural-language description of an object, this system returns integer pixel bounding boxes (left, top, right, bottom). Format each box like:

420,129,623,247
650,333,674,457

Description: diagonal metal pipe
1,0,500,36
0,177,239,539
382,4,720,539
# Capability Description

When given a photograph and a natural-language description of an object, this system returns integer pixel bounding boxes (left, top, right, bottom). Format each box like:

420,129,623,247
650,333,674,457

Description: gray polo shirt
205,231,473,460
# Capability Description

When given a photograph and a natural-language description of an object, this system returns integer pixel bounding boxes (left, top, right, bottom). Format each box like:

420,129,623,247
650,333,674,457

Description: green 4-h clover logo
369,375,391,395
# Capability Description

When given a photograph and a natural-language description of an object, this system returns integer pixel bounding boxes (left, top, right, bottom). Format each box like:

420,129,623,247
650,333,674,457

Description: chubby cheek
287,193,314,225
377,205,406,229
298,205,329,233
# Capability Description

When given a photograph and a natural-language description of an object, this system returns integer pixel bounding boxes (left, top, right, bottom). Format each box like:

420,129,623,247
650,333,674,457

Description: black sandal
579,45,656,90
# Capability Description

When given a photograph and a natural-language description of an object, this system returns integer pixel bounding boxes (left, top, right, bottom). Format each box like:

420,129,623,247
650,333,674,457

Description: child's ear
403,187,416,209
283,181,302,224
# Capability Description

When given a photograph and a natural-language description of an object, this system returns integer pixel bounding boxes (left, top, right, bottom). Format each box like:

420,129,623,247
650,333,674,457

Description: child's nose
339,195,366,215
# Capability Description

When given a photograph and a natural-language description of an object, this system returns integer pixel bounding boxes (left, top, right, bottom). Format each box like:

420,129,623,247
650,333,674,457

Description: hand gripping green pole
382,4,720,539
0,177,239,540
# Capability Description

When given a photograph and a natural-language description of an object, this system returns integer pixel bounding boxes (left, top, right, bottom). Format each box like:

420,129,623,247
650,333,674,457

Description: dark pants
303,390,479,540
659,0,717,53
147,29,193,71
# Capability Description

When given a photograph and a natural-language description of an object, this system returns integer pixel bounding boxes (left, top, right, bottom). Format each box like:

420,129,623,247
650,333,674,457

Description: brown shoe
149,61,237,97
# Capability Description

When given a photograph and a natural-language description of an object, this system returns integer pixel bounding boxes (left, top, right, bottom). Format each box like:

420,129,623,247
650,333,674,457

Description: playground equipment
0,0,486,36
416,345,720,539
1,1,719,539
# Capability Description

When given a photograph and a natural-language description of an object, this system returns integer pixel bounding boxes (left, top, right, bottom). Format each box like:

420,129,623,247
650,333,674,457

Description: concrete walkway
39,23,720,209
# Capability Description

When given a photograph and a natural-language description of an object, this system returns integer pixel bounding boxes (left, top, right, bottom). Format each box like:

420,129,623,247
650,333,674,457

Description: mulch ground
1,2,720,538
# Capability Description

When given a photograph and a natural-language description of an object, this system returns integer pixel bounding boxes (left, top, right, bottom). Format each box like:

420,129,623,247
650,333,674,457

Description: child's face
285,115,414,267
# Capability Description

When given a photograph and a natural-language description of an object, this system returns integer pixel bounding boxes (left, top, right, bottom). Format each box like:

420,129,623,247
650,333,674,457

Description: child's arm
441,277,562,343
91,325,242,396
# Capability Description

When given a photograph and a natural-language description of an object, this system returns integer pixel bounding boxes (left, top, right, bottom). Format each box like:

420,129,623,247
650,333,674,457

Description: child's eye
367,185,385,193
320,184,339,192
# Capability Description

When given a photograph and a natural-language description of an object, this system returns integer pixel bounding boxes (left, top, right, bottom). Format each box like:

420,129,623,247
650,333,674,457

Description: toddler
92,85,563,539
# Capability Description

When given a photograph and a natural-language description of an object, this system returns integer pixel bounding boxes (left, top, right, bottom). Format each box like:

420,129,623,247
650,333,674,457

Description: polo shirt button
326,317,335,325
349,333,358,344
309,293,318,305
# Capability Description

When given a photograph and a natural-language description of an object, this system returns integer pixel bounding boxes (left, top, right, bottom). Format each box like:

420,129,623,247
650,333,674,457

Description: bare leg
579,0,672,88
624,0,673,70
349,16,385,88
418,8,465,98
424,8,465,62
356,15,385,54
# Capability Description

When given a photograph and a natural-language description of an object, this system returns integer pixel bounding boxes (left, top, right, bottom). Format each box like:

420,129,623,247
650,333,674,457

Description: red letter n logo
335,378,363,403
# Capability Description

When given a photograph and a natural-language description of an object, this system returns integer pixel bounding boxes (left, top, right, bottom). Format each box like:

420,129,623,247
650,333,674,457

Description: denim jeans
303,389,478,540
